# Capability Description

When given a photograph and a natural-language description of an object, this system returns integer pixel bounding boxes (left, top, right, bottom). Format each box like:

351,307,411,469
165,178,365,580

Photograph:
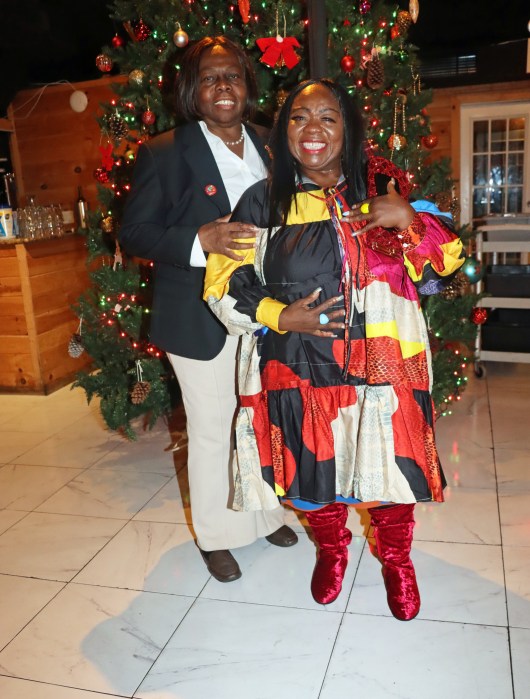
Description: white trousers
167,334,284,551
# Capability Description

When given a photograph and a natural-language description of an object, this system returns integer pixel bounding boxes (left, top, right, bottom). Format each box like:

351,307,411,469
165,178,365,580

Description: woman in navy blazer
119,36,297,582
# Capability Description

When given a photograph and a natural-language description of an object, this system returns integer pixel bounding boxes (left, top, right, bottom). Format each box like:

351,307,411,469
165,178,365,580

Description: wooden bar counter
0,233,92,393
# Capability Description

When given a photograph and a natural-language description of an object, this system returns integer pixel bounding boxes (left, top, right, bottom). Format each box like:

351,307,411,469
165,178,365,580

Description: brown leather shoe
199,548,242,583
265,525,298,547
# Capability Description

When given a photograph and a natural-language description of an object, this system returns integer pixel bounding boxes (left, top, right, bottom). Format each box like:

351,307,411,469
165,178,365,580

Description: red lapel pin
204,184,217,196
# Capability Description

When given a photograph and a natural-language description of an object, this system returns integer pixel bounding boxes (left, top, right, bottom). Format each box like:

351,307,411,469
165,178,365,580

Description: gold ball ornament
387,134,407,150
100,216,116,234
173,28,189,48
128,69,145,86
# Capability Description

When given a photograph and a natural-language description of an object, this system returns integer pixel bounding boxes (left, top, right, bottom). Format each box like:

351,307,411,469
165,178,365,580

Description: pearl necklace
223,127,245,147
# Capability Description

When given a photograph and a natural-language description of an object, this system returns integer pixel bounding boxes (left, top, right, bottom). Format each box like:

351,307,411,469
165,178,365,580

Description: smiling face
287,83,345,187
195,46,248,133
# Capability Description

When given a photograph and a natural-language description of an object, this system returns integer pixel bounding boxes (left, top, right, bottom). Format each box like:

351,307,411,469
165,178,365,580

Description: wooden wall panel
9,76,126,211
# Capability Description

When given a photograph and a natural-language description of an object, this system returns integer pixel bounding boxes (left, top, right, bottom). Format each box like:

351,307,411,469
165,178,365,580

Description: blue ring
319,313,330,325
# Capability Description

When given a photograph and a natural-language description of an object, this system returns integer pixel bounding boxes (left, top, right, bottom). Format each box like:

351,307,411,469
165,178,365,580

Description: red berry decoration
93,168,110,184
340,53,355,74
470,307,488,325
141,109,156,126
359,1,371,13
422,134,439,149
133,18,151,42
111,34,124,48
95,54,113,73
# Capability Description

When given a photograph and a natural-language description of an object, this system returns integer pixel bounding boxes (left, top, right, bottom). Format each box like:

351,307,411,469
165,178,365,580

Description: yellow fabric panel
256,297,288,334
275,483,286,497
440,238,466,277
366,321,425,359
203,246,256,301
403,256,426,283
286,190,341,224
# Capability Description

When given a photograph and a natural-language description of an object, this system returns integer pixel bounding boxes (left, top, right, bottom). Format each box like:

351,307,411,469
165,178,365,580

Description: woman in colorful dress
203,79,465,620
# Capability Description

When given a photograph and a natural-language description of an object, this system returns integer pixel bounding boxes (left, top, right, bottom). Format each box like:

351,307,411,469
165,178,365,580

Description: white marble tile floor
0,362,528,698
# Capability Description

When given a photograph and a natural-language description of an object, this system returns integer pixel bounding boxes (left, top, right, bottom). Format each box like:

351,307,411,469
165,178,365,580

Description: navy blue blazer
119,121,269,360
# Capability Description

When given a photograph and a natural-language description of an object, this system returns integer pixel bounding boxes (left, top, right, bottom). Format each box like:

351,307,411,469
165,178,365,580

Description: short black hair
175,36,258,122
268,79,367,230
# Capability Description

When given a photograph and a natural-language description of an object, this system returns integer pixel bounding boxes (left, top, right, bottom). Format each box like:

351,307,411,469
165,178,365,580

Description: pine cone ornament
441,271,469,300
107,114,129,141
130,380,151,405
396,10,413,34
366,54,385,89
68,333,85,358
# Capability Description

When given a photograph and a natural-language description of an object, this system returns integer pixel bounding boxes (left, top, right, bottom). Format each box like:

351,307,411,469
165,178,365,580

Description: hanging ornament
257,35,301,69
113,239,123,269
470,307,488,325
133,18,151,42
107,113,129,142
99,143,114,172
93,167,110,183
172,22,189,48
359,0,371,14
422,133,439,149
101,215,116,235
130,361,151,405
387,94,407,157
396,10,413,34
366,49,385,89
256,8,301,70
95,54,113,73
409,0,420,23
343,18,351,27
340,51,355,74
111,34,125,49
238,0,250,24
390,25,400,40
142,108,156,126
128,69,145,86
411,65,421,95
462,256,484,284
68,318,85,358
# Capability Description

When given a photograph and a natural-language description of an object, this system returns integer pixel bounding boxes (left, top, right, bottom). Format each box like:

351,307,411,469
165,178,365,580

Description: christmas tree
73,0,480,437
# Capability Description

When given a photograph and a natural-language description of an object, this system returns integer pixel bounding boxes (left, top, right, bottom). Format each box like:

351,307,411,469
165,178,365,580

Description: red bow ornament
99,144,115,172
256,35,301,69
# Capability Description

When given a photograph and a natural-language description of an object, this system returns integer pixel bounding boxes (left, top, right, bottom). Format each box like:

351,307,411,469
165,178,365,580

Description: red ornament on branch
133,19,151,42
256,35,301,69
111,34,124,49
99,144,114,171
422,133,439,149
340,53,355,74
93,168,110,184
141,109,156,126
96,54,113,73
238,0,250,23
470,307,488,325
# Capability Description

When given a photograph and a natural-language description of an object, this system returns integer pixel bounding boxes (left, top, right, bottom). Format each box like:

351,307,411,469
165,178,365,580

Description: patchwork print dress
204,158,465,512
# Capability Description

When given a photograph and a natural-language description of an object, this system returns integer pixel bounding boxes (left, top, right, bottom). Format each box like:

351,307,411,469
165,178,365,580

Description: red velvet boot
306,503,352,605
367,503,420,621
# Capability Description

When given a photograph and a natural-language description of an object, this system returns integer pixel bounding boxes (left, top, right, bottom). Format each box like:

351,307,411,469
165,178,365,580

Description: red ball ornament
470,307,488,325
340,53,355,74
95,54,113,73
422,134,439,149
93,168,110,183
343,18,351,26
141,109,156,126
359,1,371,14
133,19,151,42
390,25,401,40
111,34,124,49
